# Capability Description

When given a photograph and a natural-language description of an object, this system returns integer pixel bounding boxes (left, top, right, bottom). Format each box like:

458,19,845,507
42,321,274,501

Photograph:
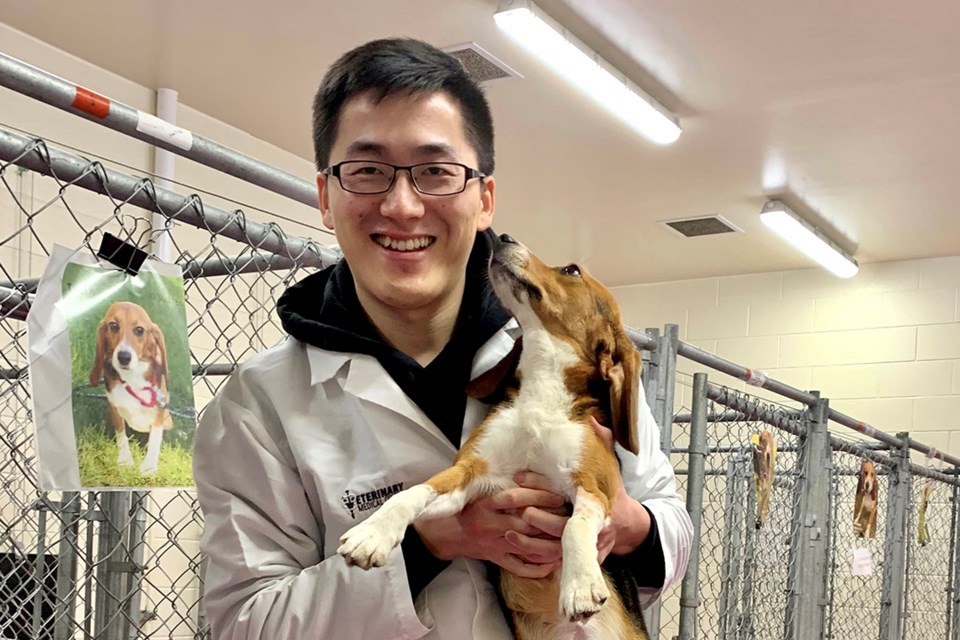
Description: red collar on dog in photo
124,372,166,409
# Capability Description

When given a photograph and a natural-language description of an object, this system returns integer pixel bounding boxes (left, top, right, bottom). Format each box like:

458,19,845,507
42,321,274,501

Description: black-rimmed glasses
322,160,486,196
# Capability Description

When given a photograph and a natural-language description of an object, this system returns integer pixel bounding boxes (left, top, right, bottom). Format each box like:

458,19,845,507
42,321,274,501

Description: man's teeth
375,236,433,251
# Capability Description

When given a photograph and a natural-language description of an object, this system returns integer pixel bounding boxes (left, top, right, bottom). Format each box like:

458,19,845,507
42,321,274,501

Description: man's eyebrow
342,141,460,160
413,143,457,158
344,140,386,157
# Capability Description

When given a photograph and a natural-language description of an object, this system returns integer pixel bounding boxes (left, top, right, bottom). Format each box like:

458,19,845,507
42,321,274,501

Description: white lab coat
194,319,692,639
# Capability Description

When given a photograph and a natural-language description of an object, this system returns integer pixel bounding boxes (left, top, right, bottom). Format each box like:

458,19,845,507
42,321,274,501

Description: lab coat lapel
460,319,521,445
342,355,457,455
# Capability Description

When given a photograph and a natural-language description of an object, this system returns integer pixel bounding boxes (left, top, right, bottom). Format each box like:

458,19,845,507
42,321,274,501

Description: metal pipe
0,52,319,208
677,373,708,640
0,129,338,269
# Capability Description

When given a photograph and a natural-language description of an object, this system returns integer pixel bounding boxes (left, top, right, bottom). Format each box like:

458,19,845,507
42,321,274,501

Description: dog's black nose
499,233,517,244
117,350,132,367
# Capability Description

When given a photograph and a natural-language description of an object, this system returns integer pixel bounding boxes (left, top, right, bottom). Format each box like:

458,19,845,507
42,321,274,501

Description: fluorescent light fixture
760,200,859,278
494,0,681,145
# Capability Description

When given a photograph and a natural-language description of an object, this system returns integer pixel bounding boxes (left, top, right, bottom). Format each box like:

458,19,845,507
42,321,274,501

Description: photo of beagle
338,234,649,639
89,301,173,475
752,430,776,529
853,459,878,538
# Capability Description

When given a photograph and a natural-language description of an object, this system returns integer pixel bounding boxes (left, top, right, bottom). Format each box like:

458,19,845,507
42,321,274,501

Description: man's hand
414,417,651,575
588,416,651,556
413,484,565,578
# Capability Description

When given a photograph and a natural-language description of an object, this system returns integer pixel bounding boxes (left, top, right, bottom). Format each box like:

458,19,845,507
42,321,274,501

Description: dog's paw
559,571,610,622
337,520,402,570
117,448,135,467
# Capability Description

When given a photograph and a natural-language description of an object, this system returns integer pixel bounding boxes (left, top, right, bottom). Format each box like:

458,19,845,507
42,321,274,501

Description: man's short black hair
312,38,495,175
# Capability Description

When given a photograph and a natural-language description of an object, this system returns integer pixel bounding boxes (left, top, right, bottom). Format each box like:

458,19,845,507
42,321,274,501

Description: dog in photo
338,234,649,639
853,459,878,538
89,300,172,475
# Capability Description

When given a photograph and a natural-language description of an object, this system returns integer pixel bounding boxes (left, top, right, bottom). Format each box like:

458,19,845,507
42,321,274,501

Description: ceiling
2,0,959,286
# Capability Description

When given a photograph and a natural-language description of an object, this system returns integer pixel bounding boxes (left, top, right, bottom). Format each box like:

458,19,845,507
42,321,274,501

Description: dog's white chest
474,335,586,484
107,381,159,432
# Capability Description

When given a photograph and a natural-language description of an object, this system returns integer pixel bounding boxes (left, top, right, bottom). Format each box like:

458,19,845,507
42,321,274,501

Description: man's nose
380,170,424,219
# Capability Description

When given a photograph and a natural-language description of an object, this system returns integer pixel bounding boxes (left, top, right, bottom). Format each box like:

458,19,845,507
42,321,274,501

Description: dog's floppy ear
600,330,641,455
90,319,108,387
856,460,866,496
149,322,168,388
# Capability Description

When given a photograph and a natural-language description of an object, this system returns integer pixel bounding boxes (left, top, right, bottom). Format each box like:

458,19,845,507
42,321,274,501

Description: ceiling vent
444,43,521,83
663,215,742,238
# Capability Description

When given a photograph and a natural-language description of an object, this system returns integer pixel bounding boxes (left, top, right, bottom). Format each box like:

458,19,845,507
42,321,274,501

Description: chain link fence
826,448,893,640
670,383,805,640
0,129,334,639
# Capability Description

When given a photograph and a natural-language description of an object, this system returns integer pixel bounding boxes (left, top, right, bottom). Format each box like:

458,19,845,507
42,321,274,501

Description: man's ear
476,176,495,232
317,173,334,230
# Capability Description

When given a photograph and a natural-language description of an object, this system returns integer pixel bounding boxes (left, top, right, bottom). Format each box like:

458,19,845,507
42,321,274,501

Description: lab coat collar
305,318,521,451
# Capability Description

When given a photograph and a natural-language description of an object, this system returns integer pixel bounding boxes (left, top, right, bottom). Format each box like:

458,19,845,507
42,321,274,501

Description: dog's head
857,459,877,498
488,234,640,454
90,301,168,388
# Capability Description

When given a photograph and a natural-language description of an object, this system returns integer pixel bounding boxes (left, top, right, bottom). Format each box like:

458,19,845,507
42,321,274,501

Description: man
194,38,692,638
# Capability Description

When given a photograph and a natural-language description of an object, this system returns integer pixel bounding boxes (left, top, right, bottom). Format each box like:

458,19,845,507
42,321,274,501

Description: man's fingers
589,416,615,451
500,553,559,579
505,530,563,563
520,506,568,538
513,471,553,492
489,487,565,511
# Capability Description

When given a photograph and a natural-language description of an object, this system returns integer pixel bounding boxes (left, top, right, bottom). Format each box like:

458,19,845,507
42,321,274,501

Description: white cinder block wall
613,256,960,456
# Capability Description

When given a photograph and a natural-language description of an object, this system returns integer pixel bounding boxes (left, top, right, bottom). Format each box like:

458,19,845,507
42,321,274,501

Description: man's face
318,91,495,316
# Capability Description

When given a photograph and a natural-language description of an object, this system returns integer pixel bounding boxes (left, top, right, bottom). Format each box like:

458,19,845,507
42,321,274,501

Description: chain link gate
0,129,336,639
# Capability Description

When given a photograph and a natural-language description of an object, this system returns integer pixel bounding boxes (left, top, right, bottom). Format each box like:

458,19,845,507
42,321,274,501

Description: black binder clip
97,232,148,276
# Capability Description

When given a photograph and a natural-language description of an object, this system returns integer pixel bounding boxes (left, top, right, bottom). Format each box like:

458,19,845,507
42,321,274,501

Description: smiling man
193,38,691,639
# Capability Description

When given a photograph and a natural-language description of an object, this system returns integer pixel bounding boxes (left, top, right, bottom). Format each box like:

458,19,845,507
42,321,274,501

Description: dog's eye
559,264,581,277
133,326,145,337
108,321,119,332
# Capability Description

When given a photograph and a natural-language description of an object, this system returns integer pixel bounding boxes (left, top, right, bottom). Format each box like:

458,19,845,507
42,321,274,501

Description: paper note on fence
851,547,873,576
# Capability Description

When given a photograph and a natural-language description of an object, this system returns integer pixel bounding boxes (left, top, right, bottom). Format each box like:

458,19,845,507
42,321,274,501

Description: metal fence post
719,454,748,640
642,326,661,416
677,372,709,640
948,481,960,640
656,324,681,455
879,433,911,640
738,461,757,640
94,491,133,640
783,395,832,640
643,324,680,640
53,492,80,640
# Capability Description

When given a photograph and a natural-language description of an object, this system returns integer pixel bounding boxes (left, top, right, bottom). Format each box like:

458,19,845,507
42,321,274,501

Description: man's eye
422,165,453,176
348,164,386,176
560,264,581,277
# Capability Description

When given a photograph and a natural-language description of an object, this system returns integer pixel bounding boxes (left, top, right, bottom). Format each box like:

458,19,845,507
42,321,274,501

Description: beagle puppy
853,459,878,538
89,301,172,475
339,235,649,639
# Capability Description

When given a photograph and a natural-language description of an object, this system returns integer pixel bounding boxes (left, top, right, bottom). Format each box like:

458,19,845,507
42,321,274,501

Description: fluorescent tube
760,201,859,278
494,0,681,145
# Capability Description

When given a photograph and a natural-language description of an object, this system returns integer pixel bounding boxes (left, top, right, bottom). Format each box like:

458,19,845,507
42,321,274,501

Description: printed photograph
62,261,196,487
